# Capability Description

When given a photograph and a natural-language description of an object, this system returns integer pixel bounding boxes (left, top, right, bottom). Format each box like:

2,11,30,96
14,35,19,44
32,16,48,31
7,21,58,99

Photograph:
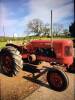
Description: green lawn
0,41,23,49
0,41,7,49
0,37,74,49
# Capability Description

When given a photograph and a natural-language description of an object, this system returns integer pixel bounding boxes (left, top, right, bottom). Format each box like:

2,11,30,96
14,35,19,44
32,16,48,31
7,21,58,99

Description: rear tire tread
0,46,23,77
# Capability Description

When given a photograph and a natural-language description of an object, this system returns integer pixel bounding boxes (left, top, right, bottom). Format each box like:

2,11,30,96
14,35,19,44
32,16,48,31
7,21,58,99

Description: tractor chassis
23,62,50,78
22,62,69,91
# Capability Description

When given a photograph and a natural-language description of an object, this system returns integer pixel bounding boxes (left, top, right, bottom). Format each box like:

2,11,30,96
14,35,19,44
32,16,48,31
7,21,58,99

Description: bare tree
42,24,50,36
27,19,64,37
53,23,63,35
27,19,43,36
63,29,69,36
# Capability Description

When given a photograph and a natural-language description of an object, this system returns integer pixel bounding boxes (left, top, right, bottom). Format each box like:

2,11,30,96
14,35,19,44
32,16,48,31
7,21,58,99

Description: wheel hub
49,73,63,88
1,55,13,72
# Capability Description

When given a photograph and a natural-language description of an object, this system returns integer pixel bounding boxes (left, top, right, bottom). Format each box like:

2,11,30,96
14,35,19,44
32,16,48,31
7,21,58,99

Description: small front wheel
47,67,69,91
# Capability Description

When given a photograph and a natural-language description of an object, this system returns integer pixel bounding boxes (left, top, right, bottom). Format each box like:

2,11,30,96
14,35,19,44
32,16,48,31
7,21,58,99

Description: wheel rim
1,54,14,73
49,72,63,88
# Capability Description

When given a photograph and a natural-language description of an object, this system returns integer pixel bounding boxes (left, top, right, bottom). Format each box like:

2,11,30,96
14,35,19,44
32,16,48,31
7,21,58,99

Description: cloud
25,0,74,23
53,2,74,23
0,3,26,36
0,0,74,36
0,3,17,28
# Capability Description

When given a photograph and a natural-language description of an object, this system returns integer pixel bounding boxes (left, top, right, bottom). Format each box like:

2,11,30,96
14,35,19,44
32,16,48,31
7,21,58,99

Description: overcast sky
0,0,74,37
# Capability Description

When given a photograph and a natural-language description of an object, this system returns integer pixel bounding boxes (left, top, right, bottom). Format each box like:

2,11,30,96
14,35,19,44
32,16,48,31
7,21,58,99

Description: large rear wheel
0,46,23,77
47,67,69,91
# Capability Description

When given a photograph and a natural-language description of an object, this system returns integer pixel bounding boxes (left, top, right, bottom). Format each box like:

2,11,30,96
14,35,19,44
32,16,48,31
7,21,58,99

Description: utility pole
51,10,52,38
51,10,53,47
3,25,5,37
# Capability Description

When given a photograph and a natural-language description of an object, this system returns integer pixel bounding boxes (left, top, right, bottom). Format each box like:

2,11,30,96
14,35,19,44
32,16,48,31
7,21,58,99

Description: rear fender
6,43,22,53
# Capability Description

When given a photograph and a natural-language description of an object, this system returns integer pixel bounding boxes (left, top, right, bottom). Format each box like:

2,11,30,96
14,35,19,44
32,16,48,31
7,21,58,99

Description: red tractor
0,39,74,91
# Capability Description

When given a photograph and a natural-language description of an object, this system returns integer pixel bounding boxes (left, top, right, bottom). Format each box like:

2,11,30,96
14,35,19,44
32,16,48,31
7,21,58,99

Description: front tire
0,46,23,77
47,67,69,91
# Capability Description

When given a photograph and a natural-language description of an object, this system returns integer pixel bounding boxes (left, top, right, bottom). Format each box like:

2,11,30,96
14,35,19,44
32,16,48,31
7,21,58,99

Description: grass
0,41,7,49
0,36,74,49
0,40,23,49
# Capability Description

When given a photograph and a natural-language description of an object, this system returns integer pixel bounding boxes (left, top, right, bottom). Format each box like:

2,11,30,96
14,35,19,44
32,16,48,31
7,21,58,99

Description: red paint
6,39,74,68
26,40,74,66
